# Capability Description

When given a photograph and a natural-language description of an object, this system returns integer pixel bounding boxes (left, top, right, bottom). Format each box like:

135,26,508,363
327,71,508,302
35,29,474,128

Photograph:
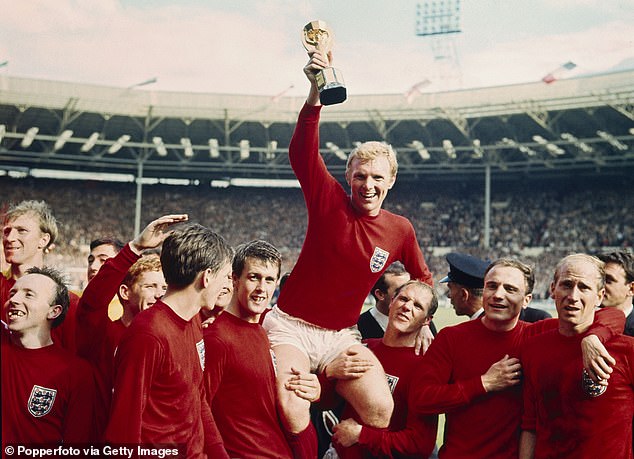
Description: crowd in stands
1,174,631,299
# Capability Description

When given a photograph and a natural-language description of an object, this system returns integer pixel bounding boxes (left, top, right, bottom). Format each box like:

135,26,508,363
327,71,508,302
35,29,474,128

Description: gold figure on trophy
301,20,347,105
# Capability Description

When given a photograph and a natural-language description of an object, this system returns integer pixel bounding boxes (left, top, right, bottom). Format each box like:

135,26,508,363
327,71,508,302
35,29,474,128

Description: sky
0,0,633,98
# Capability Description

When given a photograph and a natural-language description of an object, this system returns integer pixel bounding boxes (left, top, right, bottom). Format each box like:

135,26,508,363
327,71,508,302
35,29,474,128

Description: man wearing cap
441,252,489,320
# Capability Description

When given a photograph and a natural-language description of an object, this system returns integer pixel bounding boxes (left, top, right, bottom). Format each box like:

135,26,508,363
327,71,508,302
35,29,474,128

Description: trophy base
320,85,347,106
317,67,347,105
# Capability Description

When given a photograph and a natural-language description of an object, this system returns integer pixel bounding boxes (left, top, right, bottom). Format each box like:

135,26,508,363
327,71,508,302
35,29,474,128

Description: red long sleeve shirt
278,103,433,330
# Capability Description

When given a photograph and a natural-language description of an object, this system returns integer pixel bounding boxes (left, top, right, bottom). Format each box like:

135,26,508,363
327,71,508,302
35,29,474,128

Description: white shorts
262,306,362,374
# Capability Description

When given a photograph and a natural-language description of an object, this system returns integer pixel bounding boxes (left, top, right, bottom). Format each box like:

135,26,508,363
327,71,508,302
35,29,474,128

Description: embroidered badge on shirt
385,373,399,394
28,385,57,417
196,339,205,371
370,247,390,273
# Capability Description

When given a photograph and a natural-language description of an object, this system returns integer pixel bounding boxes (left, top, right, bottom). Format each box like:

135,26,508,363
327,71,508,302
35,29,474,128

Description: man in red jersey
1,200,79,352
86,237,125,283
2,266,97,447
204,240,320,459
330,280,439,458
520,254,634,459
76,214,184,434
409,258,624,459
105,223,233,458
263,48,434,454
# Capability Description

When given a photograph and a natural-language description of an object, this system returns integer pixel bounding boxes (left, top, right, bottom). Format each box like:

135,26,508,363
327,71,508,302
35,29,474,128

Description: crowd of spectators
1,174,631,300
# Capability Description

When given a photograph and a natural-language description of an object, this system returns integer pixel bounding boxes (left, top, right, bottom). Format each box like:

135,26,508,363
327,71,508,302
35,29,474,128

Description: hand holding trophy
302,20,347,105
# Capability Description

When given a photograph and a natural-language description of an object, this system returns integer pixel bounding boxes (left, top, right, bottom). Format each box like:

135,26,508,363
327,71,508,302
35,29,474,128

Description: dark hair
160,223,233,287
371,261,408,300
89,237,125,253
25,266,70,328
597,250,634,283
485,258,535,294
232,240,282,280
393,280,439,316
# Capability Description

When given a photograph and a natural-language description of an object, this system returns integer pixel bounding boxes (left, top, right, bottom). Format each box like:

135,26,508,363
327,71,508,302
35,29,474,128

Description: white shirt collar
369,307,389,332
471,308,485,320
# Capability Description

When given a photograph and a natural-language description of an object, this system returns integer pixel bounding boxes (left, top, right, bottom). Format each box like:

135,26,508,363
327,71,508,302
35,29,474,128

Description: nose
4,228,17,242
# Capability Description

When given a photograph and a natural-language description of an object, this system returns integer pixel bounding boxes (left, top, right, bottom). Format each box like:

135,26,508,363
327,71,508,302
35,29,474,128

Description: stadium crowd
1,174,631,299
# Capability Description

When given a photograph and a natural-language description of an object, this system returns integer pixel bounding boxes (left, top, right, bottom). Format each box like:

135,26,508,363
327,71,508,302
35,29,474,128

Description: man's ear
38,232,51,251
119,284,130,302
387,173,396,190
47,304,62,321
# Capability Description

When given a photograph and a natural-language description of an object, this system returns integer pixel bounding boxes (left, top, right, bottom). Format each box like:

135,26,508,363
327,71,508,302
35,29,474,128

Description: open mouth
7,309,26,320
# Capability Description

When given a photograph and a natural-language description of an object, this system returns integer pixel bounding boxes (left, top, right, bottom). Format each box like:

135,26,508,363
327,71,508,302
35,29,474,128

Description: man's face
200,270,233,323
87,244,119,282
121,270,167,315
233,257,279,322
551,260,604,329
376,272,410,314
602,262,634,310
483,265,531,326
2,214,49,267
345,156,396,217
446,281,469,316
203,261,233,311
388,283,432,334
5,273,58,334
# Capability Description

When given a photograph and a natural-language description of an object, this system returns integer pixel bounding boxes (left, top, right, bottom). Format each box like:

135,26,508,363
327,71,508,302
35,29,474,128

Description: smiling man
262,48,433,457
409,258,624,459
204,240,319,459
520,254,634,459
1,266,97,446
1,200,79,352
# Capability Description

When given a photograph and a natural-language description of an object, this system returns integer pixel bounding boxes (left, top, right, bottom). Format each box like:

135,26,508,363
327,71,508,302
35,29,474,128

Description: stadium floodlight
442,139,456,159
472,139,484,158
266,140,278,160
326,141,347,161
410,140,430,160
629,128,634,136
501,137,536,156
81,132,100,153
532,134,564,156
561,132,593,154
416,0,462,36
108,134,131,154
181,137,193,157
239,139,250,159
54,129,73,151
209,138,220,158
152,136,167,156
21,127,39,148
597,130,628,151
0,124,5,143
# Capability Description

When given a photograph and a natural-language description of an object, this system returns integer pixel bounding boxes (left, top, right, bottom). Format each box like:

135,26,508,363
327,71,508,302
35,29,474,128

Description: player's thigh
335,344,394,424
273,343,312,430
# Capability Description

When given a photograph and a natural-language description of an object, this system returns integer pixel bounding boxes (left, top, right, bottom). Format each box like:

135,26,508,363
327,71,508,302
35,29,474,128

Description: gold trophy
302,20,347,105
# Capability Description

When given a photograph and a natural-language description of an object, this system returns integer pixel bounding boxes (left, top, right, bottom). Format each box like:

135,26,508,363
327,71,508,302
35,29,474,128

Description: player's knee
359,396,394,428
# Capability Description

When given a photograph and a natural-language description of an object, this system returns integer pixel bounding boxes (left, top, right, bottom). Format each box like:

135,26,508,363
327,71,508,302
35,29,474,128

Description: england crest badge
196,339,206,371
28,385,57,417
370,247,389,273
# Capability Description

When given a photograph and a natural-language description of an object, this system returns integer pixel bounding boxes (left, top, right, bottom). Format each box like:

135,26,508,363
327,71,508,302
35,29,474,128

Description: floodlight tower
416,0,463,90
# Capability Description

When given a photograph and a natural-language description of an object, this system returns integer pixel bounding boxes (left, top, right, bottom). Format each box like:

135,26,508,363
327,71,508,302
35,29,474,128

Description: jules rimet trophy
302,20,347,105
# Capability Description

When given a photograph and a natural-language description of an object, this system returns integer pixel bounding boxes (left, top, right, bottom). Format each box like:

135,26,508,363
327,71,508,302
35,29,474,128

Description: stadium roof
1,69,633,184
